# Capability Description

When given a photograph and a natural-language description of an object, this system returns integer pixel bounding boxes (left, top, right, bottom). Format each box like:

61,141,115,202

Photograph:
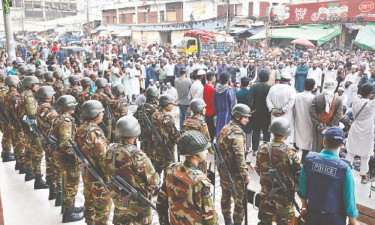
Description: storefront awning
354,23,375,50
344,23,364,31
248,24,341,46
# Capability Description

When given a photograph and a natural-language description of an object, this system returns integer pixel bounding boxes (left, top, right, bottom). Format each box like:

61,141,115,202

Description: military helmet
81,100,104,120
55,95,77,111
232,104,251,117
37,86,55,99
115,116,141,138
26,68,35,76
159,94,174,107
190,99,206,113
178,130,211,156
53,70,64,79
5,75,20,86
35,69,44,78
17,63,25,68
69,75,80,86
112,84,126,97
81,77,92,88
0,70,6,80
146,86,158,98
23,76,41,88
268,117,291,136
18,66,27,74
95,78,108,88
44,71,53,81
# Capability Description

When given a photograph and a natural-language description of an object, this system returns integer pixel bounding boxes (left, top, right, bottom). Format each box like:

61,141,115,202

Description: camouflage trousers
82,170,112,225
11,126,25,163
220,174,246,225
258,196,295,225
112,196,152,225
139,135,153,157
45,148,62,191
0,122,12,154
24,130,43,175
61,162,80,208
149,154,174,175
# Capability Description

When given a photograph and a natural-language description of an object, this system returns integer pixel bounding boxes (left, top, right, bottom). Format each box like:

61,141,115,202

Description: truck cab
173,36,202,56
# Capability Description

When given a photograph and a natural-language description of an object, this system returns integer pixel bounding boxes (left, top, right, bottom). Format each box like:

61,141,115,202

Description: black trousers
205,114,216,142
166,76,175,86
252,125,270,151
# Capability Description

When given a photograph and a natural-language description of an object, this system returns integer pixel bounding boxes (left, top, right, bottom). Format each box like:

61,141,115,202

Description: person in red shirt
204,71,216,140
51,42,58,55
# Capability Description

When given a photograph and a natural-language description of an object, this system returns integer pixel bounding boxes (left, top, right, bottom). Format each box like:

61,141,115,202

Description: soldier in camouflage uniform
256,117,301,225
19,76,50,188
53,70,65,100
109,84,128,143
43,71,54,87
77,77,92,105
157,130,217,225
36,86,62,200
91,78,114,141
0,71,15,162
105,116,159,224
217,104,251,225
133,86,159,157
35,68,45,82
4,75,25,172
52,95,84,223
76,100,112,225
151,94,180,175
18,66,27,81
66,75,82,125
26,68,36,77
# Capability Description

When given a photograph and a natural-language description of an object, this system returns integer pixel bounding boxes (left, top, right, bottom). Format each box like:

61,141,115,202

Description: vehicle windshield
172,39,186,49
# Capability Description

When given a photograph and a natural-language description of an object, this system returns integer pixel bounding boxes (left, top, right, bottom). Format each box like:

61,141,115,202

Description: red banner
277,0,375,24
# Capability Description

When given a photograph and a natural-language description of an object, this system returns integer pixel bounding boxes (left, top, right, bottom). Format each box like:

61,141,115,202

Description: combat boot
19,163,26,174
62,207,84,223
25,168,35,181
49,185,57,200
87,223,95,225
224,217,233,225
72,199,84,213
55,192,62,206
34,174,49,189
2,152,15,162
15,162,20,170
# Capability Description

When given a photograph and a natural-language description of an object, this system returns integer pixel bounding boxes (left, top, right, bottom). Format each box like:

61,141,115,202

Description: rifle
111,175,156,210
106,105,116,126
141,113,175,160
212,143,237,195
73,103,82,127
244,177,248,225
69,139,110,194
264,143,301,214
0,100,18,127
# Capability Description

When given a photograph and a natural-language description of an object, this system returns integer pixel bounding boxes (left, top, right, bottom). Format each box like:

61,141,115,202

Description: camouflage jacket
256,139,301,199
37,102,59,137
4,89,21,125
109,97,128,121
65,86,81,101
91,91,111,108
0,84,8,102
53,80,65,100
133,99,158,135
156,161,217,225
105,141,159,207
77,89,92,105
76,122,109,181
19,90,38,120
42,81,53,87
217,120,247,178
51,112,76,156
151,109,179,156
182,113,213,153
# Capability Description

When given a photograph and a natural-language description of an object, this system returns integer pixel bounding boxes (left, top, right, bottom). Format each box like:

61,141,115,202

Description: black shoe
2,152,15,162
19,163,26,174
55,192,62,207
87,223,95,225
48,185,57,200
62,207,84,223
71,199,84,213
34,174,49,189
25,168,35,181
224,217,233,225
15,162,20,170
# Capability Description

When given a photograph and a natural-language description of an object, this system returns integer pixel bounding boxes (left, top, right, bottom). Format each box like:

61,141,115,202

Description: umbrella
291,38,315,48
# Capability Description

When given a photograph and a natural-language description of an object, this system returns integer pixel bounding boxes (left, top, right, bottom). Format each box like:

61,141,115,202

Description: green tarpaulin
248,24,342,46
354,23,375,50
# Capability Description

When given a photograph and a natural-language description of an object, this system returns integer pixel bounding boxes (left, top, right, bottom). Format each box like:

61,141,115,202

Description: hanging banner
2,0,10,14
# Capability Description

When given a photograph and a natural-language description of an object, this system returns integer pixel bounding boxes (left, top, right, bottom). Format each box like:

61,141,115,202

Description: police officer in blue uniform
299,127,358,225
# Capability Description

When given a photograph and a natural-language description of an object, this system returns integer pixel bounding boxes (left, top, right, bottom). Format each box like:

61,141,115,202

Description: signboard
268,0,375,24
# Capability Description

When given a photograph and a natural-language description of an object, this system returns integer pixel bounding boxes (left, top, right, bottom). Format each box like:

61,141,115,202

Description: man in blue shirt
299,127,358,225
7,61,18,75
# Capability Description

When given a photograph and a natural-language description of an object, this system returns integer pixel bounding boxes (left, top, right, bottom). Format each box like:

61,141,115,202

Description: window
235,4,242,16
144,12,148,23
187,39,196,49
160,10,164,22
122,14,126,24
113,16,117,24
106,16,110,24
272,3,278,6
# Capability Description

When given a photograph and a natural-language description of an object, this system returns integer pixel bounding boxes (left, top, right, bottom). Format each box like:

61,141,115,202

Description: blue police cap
322,127,345,144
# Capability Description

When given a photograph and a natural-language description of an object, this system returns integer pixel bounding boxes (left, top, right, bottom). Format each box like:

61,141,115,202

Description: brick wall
138,13,144,24
259,1,270,17
217,4,235,18
176,8,183,22
148,11,158,23
102,9,116,25
249,2,253,17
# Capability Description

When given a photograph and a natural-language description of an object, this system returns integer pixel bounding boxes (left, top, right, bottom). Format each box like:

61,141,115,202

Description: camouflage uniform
0,84,12,156
65,86,81,100
133,99,158,157
52,113,81,210
217,120,249,225
255,139,301,225
76,122,112,225
109,97,128,143
156,161,218,225
105,141,159,224
53,79,65,100
19,90,43,175
43,81,54,87
91,91,112,141
77,89,92,105
151,109,179,174
4,89,25,164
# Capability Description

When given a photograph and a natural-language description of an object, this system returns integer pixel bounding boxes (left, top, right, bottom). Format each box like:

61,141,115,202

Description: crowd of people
0,39,374,225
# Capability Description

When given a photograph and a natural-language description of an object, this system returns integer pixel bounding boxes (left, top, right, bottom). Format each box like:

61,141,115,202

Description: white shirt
307,67,322,88
189,79,204,100
239,66,248,79
165,86,178,101
164,63,175,77
343,72,358,107
110,66,122,86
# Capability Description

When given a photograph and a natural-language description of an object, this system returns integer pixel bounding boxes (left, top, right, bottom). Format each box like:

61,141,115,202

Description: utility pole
86,0,90,37
2,0,16,61
226,0,230,34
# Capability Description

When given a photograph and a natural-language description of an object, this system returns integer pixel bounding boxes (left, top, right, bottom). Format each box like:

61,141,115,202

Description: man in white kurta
346,69,375,184
293,78,315,162
307,61,322,90
342,65,358,107
266,72,296,144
